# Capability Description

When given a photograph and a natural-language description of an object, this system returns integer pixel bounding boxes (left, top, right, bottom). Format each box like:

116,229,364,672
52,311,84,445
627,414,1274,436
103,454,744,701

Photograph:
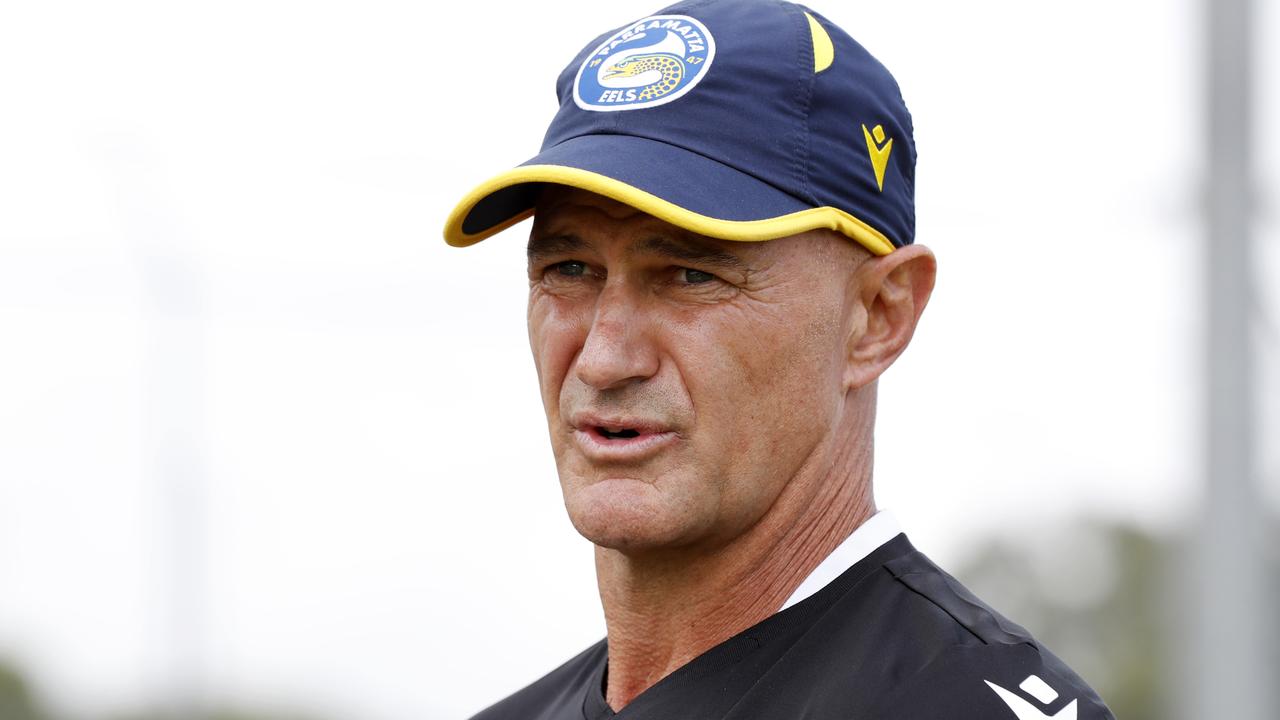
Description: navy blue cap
443,0,916,255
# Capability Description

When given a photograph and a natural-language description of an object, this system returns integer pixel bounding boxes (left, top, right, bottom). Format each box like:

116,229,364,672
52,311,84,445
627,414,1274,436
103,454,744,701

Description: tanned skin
525,186,936,710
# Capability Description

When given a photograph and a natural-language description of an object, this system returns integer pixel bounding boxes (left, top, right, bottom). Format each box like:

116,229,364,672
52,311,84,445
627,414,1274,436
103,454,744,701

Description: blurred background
0,0,1276,718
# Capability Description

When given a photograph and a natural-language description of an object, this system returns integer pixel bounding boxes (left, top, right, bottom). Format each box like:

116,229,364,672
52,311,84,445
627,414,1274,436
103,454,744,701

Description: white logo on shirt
985,674,1078,720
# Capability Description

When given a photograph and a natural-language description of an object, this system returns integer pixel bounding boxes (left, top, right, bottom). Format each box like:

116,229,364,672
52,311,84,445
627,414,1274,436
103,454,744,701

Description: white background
0,1,1277,719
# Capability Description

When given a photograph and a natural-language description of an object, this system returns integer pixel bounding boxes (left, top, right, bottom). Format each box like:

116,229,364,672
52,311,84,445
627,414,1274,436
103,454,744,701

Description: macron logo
985,674,1078,720
861,122,893,192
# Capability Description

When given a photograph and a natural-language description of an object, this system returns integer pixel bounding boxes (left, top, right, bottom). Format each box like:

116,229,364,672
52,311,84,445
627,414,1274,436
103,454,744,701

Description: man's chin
562,475,705,552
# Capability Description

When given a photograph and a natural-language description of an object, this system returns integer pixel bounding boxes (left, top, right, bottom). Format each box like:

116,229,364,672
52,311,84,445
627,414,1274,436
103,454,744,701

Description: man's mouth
596,426,641,440
569,413,680,462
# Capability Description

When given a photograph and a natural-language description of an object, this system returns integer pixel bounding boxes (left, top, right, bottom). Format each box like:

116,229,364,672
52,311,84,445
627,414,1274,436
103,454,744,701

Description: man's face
527,187,870,555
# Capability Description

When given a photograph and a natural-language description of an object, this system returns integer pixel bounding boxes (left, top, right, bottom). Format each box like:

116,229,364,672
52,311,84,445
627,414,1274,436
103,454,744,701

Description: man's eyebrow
636,235,747,269
527,234,588,264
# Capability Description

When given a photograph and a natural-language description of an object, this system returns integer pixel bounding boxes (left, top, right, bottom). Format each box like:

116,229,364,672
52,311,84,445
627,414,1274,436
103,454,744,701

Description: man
443,1,1115,718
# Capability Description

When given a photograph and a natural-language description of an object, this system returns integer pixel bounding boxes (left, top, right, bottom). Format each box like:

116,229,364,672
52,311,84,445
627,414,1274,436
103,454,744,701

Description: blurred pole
143,242,208,720
1186,0,1270,718
106,137,208,720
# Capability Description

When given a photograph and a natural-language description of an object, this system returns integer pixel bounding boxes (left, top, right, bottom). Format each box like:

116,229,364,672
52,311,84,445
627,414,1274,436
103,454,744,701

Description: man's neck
593,421,875,712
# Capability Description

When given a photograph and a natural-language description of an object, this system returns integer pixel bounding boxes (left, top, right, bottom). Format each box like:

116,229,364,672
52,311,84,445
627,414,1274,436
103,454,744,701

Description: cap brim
442,134,895,255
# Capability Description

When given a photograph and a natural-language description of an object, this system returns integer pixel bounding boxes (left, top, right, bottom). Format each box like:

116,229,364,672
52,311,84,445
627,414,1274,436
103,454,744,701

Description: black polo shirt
470,533,1115,720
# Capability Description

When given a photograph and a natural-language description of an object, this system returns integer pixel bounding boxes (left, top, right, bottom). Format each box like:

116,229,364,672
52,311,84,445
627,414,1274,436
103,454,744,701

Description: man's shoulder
467,637,606,720
867,642,1115,720
847,542,1116,719
465,537,1116,720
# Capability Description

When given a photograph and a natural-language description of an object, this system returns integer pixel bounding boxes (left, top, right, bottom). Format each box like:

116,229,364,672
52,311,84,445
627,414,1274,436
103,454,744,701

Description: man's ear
843,244,936,391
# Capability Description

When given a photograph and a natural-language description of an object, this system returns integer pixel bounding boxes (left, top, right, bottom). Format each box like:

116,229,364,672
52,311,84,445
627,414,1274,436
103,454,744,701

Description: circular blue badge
573,15,716,112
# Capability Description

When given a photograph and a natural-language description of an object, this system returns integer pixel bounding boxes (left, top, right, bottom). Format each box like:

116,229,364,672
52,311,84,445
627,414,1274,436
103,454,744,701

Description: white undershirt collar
776,510,903,612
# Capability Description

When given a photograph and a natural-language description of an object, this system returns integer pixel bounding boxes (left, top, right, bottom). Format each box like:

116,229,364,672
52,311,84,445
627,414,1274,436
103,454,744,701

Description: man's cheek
530,333,572,395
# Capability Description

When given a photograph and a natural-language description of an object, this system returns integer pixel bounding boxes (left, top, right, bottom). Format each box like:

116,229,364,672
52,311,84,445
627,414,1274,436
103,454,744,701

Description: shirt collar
776,510,903,612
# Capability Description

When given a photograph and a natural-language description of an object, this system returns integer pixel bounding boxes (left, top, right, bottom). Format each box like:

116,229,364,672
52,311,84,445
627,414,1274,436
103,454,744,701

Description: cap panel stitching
781,2,819,206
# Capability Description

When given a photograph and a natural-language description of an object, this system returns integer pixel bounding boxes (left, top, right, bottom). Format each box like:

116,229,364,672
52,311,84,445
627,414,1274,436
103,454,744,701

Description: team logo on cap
573,15,716,112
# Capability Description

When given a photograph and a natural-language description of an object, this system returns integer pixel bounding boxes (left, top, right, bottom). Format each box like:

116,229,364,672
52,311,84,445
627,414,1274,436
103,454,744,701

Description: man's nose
574,281,659,391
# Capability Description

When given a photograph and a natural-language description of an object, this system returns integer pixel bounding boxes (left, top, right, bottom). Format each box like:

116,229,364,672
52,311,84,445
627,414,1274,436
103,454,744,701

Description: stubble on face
526,187,871,558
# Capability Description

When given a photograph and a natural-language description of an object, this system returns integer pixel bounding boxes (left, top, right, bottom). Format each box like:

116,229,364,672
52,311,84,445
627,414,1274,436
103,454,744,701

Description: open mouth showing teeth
597,427,641,439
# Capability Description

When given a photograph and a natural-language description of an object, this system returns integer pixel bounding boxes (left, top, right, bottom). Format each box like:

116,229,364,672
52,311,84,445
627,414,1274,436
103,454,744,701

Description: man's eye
552,260,587,277
679,268,717,284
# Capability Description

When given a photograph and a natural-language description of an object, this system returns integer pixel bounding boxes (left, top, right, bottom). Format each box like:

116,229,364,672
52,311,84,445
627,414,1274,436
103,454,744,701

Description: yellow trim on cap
442,164,896,256
804,12,834,73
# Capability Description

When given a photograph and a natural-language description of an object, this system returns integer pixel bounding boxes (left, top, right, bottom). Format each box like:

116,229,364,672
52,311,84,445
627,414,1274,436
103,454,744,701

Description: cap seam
786,3,819,206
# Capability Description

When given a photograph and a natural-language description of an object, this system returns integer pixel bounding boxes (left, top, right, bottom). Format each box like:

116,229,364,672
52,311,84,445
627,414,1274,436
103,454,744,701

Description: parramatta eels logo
573,15,716,112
